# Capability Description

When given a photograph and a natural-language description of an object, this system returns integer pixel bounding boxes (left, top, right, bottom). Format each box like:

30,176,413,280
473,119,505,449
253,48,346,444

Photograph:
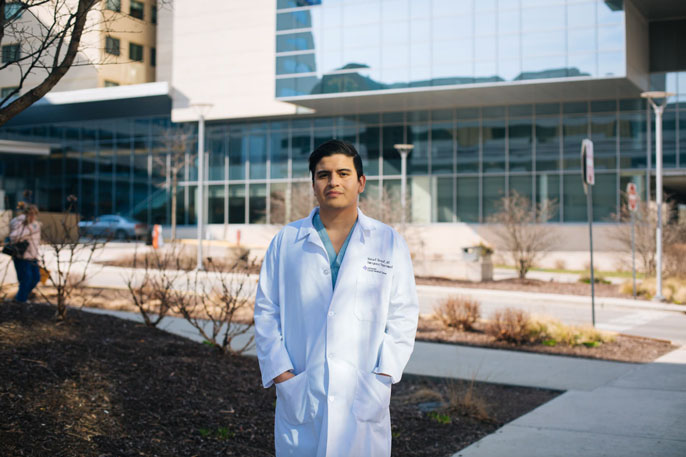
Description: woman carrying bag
9,205,42,303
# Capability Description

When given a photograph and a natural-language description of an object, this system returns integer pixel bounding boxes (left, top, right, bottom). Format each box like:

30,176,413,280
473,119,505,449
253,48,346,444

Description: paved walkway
80,306,686,457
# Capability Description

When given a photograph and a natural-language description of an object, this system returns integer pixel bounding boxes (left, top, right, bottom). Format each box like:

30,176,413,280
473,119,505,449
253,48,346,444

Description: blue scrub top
313,210,357,288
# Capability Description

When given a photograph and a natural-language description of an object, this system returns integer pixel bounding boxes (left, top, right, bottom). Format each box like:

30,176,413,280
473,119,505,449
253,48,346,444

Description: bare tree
37,194,106,320
172,258,256,355
0,0,103,126
124,242,186,327
488,191,558,279
153,124,195,241
612,198,684,275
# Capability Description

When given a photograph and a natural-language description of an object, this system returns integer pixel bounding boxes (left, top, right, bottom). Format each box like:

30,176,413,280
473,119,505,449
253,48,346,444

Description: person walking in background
254,140,419,456
9,205,41,303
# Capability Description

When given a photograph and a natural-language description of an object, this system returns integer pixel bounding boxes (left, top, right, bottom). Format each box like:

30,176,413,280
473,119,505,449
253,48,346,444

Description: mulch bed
417,276,632,299
0,301,559,457
416,316,678,364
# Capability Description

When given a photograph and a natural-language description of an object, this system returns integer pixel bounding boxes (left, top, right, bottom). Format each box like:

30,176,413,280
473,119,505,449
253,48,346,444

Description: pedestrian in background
9,204,41,303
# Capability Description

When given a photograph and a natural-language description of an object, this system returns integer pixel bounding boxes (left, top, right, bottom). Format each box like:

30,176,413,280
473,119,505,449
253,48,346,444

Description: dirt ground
0,301,559,457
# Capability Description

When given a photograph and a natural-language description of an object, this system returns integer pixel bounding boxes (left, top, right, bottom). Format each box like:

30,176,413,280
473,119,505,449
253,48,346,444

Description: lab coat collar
296,206,375,244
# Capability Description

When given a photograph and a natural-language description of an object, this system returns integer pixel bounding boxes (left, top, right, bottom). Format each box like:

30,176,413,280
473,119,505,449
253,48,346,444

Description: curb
416,284,686,313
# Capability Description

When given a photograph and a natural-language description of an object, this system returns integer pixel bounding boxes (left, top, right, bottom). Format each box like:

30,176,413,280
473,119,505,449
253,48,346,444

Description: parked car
78,215,148,241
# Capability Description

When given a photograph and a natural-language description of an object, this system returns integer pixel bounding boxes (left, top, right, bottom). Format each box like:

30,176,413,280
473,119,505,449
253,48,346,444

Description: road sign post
627,182,639,299
581,139,596,327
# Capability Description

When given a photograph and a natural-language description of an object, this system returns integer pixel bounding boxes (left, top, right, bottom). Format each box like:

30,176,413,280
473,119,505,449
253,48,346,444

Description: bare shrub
443,379,493,423
434,295,481,331
37,195,106,320
125,243,187,327
611,200,684,275
488,191,558,279
553,259,566,271
527,316,615,347
485,308,534,344
665,243,686,278
172,259,256,355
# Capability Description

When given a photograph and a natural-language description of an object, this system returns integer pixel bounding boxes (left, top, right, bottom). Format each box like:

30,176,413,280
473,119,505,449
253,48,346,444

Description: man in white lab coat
254,139,419,457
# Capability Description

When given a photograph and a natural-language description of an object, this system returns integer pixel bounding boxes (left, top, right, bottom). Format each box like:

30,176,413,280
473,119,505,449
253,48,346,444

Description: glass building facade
276,0,626,97
2,69,686,226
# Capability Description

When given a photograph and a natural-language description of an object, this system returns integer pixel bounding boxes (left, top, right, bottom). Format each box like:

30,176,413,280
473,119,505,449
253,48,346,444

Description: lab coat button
328,311,335,317
323,268,330,275
328,395,335,402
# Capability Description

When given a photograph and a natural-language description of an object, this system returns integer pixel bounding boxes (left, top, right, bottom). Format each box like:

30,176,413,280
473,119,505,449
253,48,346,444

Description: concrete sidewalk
80,306,686,456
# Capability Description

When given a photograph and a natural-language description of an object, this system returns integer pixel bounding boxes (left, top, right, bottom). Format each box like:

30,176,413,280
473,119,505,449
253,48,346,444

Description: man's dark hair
308,139,364,182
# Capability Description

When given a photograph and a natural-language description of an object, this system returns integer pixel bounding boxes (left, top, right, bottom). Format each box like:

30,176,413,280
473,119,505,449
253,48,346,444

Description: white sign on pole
581,139,595,186
627,182,638,212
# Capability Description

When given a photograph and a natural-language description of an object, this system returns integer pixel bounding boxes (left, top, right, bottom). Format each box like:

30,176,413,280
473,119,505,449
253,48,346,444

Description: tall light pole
394,143,414,224
641,91,674,301
191,103,213,271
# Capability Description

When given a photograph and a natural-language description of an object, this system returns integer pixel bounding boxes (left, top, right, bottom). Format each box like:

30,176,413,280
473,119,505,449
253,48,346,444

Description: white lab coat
254,207,419,457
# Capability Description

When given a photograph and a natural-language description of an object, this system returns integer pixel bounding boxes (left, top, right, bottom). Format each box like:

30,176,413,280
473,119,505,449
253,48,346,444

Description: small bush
443,380,493,423
434,295,481,331
528,316,615,346
627,277,686,303
485,308,535,344
578,273,611,285
553,259,567,271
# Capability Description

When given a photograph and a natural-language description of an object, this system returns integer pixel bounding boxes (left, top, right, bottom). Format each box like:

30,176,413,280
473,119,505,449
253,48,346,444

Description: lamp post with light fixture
640,91,674,301
190,102,213,271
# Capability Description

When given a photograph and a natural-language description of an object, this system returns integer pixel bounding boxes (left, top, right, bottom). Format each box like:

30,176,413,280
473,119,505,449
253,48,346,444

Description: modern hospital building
1,0,685,244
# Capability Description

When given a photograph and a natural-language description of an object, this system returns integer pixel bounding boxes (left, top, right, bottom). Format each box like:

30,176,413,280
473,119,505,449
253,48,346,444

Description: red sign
627,182,638,212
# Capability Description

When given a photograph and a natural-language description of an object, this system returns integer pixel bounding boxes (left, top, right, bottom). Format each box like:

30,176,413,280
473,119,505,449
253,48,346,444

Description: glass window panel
563,174,587,222
248,134,267,179
270,130,289,179
229,135,246,180
291,128,312,178
483,119,506,172
408,123,429,175
590,113,617,170
359,125,380,176
498,58,521,81
598,51,624,77
430,122,453,174
228,184,245,224
382,0,410,22
249,184,267,224
382,21,410,45
474,12,496,36
522,5,564,31
269,182,287,225
521,55,566,78
343,24,380,49
456,177,479,222
208,135,225,181
498,8,519,34
536,116,561,171
509,105,533,117
208,185,224,224
277,32,315,53
592,173,617,221
434,176,455,222
509,119,533,172
567,1,595,29
619,111,647,169
344,1,380,26
598,24,624,51
276,54,316,75
569,52,597,77
187,185,196,225
536,173,560,222
597,1,623,25
680,112,686,168
654,110,677,168
509,174,533,201
410,18,430,43
276,11,312,31
382,125,405,175
483,175,506,219
563,114,588,169
475,35,496,61
320,27,342,53
522,30,565,57
456,120,479,173
567,28,596,54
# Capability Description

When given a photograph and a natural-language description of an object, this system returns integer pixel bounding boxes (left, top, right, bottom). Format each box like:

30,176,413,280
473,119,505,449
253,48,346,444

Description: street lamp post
394,144,414,224
190,103,213,271
641,91,674,301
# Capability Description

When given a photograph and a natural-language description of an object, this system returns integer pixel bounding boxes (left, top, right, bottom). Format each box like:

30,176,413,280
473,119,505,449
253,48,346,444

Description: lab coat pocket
275,371,312,425
354,273,385,322
352,371,392,423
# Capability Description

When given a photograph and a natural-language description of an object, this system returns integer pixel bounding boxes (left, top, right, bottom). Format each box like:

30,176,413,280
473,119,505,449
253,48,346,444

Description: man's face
312,154,366,212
